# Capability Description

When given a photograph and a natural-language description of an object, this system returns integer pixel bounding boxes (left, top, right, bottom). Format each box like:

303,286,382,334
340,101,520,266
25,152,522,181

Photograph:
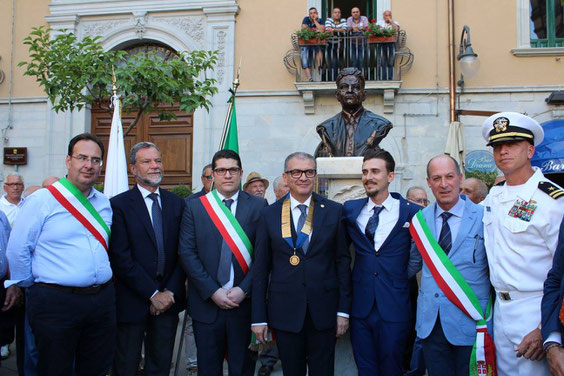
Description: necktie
438,212,453,255
297,204,309,253
217,199,234,286
365,206,384,245
148,193,165,277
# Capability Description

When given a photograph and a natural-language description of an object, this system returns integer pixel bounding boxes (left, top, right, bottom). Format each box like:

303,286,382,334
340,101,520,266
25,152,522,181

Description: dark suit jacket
187,187,206,201
109,186,186,323
178,190,267,324
252,193,352,333
343,192,420,322
542,218,564,341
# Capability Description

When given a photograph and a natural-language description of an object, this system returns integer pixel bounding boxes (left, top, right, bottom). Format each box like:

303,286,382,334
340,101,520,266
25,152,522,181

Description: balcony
284,31,413,114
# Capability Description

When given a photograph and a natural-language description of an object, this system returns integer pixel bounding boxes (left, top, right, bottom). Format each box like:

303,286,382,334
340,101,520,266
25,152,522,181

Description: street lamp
457,25,480,90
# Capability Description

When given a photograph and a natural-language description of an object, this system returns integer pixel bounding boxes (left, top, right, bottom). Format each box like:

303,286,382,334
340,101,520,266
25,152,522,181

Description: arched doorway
92,42,194,189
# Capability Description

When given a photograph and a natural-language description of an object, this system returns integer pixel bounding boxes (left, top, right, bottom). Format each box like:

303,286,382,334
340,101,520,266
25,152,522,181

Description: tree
19,26,218,134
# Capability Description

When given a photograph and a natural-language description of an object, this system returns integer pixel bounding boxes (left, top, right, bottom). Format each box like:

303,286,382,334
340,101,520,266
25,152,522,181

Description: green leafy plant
363,22,396,37
465,170,499,189
19,26,219,134
296,28,332,41
169,185,192,198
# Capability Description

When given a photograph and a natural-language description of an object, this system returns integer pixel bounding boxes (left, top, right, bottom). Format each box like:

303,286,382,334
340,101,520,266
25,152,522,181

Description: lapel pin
320,204,325,208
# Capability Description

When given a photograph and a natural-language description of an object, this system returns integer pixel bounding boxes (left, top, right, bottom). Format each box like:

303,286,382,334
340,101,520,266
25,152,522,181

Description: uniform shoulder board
538,181,564,200
495,180,505,187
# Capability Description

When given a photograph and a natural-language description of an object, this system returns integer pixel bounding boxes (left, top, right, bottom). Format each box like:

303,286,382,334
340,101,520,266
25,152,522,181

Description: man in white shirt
0,173,24,227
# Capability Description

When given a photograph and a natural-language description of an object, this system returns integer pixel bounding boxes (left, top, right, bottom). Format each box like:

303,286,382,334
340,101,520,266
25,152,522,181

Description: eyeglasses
71,155,103,167
4,183,23,187
412,199,430,205
285,169,317,178
213,167,241,176
202,175,213,180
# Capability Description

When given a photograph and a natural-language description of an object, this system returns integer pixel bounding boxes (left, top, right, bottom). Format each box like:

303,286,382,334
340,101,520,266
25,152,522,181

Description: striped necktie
438,212,453,255
365,206,384,245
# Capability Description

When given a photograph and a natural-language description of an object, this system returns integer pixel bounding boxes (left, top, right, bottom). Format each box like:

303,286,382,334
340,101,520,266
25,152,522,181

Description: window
530,0,564,47
322,0,378,20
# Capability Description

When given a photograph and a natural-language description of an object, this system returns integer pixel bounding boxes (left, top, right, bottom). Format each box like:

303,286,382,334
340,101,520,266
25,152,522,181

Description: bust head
335,68,366,111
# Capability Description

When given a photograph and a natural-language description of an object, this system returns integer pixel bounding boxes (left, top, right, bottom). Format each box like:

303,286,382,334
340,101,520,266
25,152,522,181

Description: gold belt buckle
499,291,511,301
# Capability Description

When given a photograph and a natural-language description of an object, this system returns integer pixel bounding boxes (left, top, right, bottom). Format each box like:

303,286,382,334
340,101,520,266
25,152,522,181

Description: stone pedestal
317,156,403,203
316,157,365,203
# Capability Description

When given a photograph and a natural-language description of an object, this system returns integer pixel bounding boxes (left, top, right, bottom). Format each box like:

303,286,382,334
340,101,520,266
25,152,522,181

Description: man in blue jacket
408,155,492,376
343,149,420,376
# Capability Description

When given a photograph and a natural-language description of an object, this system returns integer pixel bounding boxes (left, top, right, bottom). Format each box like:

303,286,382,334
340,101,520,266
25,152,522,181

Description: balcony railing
284,31,414,82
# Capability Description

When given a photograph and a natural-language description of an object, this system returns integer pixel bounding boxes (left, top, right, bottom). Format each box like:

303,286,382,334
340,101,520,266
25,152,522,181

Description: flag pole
217,58,242,151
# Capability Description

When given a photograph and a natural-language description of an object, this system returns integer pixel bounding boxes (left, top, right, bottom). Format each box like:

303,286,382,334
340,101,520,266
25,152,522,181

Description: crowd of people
300,7,399,81
0,109,563,376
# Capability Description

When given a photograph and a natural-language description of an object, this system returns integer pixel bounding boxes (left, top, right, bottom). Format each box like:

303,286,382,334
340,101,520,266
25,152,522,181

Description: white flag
103,95,129,198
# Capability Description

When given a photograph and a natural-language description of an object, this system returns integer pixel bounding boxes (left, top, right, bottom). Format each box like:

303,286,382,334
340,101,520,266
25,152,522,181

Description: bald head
460,178,488,204
406,186,428,207
42,176,59,188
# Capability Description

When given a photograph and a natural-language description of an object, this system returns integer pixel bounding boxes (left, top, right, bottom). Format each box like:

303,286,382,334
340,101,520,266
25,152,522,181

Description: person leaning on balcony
347,7,369,71
324,7,349,81
376,10,400,80
300,7,325,82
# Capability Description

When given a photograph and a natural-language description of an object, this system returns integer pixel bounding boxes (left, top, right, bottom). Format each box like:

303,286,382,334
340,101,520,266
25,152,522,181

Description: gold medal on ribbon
289,253,300,266
281,197,314,267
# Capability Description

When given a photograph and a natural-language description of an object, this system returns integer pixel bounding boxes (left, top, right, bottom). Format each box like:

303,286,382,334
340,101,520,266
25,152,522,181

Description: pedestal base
316,157,365,203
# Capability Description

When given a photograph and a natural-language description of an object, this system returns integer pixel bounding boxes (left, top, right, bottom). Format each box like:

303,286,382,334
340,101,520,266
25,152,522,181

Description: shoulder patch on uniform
495,180,505,187
538,181,564,200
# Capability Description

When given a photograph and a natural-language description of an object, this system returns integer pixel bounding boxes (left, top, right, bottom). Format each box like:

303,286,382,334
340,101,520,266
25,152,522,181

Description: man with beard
109,142,186,376
316,68,393,157
343,149,420,375
5,133,115,375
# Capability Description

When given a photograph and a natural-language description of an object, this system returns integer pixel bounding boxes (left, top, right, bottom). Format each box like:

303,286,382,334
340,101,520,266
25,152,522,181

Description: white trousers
494,297,550,376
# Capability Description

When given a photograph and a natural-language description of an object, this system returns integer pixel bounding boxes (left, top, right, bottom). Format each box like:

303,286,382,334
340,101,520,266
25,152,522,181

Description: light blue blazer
408,195,492,346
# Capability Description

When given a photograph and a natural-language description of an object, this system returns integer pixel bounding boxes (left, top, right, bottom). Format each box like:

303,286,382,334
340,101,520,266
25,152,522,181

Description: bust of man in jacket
315,67,393,157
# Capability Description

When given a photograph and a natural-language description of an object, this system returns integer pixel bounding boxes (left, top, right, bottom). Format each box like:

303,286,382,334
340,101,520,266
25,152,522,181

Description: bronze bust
315,68,393,157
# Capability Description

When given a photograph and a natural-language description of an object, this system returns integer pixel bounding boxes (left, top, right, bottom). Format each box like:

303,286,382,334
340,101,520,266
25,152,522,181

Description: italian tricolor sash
410,210,497,376
200,190,253,275
46,178,111,252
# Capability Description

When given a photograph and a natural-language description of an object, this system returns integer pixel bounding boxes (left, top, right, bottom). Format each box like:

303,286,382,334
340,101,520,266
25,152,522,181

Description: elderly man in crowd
0,173,25,227
347,7,369,70
189,164,213,200
481,112,564,376
243,172,269,199
406,186,429,207
272,176,290,201
460,178,488,204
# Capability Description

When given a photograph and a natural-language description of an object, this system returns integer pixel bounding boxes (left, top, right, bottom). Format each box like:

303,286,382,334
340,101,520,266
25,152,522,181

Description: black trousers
275,308,336,376
112,310,179,376
27,283,116,376
192,305,255,376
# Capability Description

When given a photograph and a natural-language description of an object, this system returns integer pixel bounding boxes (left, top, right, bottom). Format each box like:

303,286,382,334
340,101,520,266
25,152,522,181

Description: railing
284,31,414,82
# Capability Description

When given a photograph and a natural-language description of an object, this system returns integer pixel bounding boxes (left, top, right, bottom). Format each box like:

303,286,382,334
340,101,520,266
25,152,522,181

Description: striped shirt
325,18,348,31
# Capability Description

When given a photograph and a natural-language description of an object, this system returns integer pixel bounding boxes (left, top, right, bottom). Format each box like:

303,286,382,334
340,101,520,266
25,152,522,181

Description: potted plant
363,19,397,43
296,28,332,46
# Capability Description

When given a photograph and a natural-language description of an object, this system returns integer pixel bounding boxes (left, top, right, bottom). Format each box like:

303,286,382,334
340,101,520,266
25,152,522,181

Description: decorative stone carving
152,16,205,49
82,19,129,38
215,30,227,85
133,11,147,39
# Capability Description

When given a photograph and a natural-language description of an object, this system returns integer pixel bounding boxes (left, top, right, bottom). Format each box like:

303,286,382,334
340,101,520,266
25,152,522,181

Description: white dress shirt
356,193,399,252
289,194,312,240
215,190,239,290
0,195,24,228
433,196,465,245
137,184,161,224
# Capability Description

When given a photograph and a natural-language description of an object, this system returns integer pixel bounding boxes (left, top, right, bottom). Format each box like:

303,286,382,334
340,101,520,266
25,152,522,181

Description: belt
497,290,542,301
36,280,112,295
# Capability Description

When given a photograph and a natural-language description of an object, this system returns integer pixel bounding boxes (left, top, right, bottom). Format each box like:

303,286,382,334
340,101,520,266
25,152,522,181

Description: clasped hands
211,287,245,310
149,290,174,316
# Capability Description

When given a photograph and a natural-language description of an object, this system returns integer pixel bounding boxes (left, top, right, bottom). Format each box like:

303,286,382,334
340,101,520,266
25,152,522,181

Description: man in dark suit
542,218,564,376
109,142,186,376
343,149,420,376
252,152,352,376
188,164,212,200
179,149,266,376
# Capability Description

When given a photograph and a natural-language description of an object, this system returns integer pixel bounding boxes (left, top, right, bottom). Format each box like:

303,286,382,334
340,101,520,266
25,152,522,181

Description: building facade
0,0,562,201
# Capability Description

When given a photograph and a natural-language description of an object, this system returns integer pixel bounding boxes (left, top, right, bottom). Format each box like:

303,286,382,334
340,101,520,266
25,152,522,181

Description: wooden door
91,105,193,189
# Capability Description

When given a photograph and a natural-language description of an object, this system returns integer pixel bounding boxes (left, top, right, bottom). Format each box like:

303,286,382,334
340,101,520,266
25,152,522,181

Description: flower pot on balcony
299,38,327,46
367,35,397,44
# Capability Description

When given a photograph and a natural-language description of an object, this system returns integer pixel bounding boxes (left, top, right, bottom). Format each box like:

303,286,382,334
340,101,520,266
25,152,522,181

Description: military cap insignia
538,181,564,199
493,117,509,133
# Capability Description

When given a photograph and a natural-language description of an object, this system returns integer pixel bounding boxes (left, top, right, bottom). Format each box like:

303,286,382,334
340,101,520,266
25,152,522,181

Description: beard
139,172,162,187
